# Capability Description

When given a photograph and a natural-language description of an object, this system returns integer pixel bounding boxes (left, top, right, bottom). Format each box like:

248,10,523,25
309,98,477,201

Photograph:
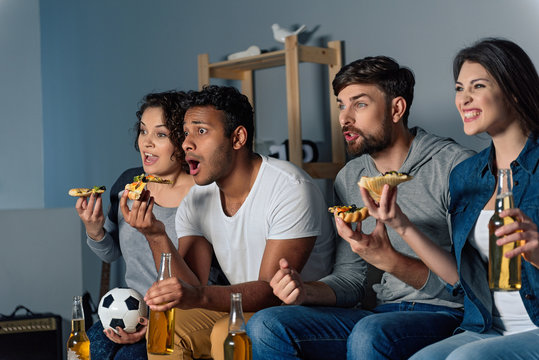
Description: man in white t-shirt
138,85,334,360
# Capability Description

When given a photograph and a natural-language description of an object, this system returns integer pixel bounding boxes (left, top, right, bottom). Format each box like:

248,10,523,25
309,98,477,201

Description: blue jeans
347,302,463,360
87,320,147,360
410,328,539,360
246,302,462,360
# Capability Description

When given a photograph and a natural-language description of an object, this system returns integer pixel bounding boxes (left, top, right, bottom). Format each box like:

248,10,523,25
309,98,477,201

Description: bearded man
247,56,475,360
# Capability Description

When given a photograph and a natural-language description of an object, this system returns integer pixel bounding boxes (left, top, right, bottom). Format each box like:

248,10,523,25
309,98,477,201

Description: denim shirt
448,136,539,333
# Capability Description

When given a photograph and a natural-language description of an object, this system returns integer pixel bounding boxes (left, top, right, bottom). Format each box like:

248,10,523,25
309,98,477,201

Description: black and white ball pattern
98,287,148,334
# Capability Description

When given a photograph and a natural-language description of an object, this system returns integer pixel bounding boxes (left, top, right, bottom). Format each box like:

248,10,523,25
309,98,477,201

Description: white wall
0,0,44,209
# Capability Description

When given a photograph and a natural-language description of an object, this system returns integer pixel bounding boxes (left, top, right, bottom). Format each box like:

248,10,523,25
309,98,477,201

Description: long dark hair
453,38,539,138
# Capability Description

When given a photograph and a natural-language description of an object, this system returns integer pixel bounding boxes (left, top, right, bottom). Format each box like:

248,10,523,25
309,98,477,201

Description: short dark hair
453,37,539,138
185,85,255,150
134,90,188,166
332,56,415,127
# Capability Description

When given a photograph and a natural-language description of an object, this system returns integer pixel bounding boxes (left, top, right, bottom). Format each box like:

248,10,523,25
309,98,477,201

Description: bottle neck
71,295,86,333
228,293,246,333
158,253,172,281
495,192,514,213
71,296,84,320
71,318,85,333
495,169,514,213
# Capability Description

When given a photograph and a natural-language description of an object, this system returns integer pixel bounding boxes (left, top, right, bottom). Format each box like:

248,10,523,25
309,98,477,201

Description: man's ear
232,126,248,150
391,96,407,124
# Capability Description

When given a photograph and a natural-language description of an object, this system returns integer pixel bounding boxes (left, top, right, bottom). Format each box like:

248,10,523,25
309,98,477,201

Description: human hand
335,213,396,271
119,189,165,237
269,258,305,305
144,277,200,311
360,185,410,234
103,317,148,344
75,193,105,240
496,208,539,268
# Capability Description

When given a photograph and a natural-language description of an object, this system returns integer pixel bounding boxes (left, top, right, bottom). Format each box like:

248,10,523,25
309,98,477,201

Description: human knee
210,316,229,360
446,342,492,360
350,315,383,341
347,315,387,356
246,307,289,341
170,308,226,359
245,309,269,339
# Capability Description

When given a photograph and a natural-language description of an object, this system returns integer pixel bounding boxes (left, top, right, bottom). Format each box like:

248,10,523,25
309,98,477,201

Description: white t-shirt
469,210,535,334
176,155,335,284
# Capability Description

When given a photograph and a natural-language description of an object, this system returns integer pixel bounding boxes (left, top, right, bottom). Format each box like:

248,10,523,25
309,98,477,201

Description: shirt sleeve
86,168,141,263
265,180,323,240
86,215,122,263
319,236,368,307
318,190,368,307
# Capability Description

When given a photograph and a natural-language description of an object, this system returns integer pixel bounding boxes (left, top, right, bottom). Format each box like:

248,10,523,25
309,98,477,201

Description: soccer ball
98,287,148,334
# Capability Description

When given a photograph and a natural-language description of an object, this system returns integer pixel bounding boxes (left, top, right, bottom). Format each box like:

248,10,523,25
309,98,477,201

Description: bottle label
67,349,85,360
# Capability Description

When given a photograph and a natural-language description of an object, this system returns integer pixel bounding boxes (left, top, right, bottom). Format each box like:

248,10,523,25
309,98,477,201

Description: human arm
334,212,429,289
82,192,123,263
270,258,337,305
360,184,459,285
271,219,370,307
120,190,209,286
496,208,539,269
75,193,106,240
145,236,315,312
85,168,143,263
282,180,372,308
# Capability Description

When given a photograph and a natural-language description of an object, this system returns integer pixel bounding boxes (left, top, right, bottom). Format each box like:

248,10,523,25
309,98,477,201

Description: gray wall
0,208,82,357
0,0,44,209
41,0,539,211
2,0,539,347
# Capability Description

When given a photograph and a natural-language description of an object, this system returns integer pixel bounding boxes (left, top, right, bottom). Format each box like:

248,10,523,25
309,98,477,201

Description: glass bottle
224,293,252,360
67,295,91,360
488,168,522,290
147,253,175,354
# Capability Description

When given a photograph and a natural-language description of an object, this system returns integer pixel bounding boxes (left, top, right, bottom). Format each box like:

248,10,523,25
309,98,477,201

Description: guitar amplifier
0,311,62,360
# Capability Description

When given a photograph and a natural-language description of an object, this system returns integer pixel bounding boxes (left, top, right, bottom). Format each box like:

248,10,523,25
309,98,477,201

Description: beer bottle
224,293,252,360
67,295,91,360
488,168,522,290
147,253,175,354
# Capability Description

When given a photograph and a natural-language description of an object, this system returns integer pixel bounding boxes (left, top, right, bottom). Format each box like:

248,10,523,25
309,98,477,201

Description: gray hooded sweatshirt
321,127,475,308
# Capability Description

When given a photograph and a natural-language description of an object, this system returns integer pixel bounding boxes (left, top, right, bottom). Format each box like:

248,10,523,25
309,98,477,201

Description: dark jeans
87,320,147,360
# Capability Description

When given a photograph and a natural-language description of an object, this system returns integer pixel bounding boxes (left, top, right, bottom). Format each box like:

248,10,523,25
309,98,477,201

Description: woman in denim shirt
360,38,539,359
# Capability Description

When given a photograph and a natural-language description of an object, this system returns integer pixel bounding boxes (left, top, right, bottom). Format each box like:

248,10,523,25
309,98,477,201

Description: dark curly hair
453,38,539,138
185,85,255,150
332,56,415,127
134,90,189,169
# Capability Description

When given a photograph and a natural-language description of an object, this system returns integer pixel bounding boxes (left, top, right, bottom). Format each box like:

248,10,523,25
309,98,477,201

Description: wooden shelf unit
198,35,345,179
